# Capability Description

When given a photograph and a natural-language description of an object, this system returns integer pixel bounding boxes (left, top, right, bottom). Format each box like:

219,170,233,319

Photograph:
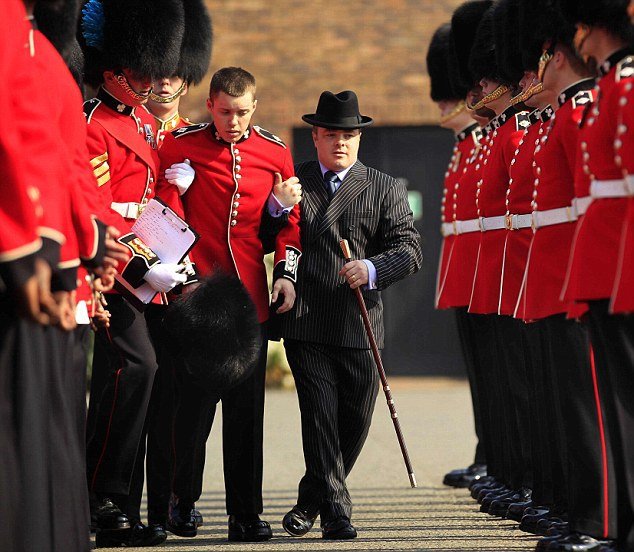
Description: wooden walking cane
339,239,417,488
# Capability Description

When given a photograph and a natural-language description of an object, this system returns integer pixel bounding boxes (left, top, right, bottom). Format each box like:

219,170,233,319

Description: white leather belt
440,218,482,236
590,179,630,198
479,215,506,232
111,202,143,219
572,196,592,217
531,206,577,229
505,213,532,230
626,175,634,195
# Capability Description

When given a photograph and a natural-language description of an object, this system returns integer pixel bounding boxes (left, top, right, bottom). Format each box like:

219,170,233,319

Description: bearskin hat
34,0,81,62
521,0,577,70
79,0,185,88
493,0,524,84
427,24,460,102
176,0,213,85
469,6,504,84
162,272,261,396
451,0,494,89
558,0,631,40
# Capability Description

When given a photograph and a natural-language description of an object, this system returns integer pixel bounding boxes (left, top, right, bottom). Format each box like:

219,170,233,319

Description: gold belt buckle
505,214,514,230
452,220,458,235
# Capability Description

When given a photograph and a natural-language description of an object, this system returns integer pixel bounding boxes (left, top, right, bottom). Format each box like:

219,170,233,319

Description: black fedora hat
302,90,373,129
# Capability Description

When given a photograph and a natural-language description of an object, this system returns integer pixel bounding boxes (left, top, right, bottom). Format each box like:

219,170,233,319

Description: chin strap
149,81,187,104
510,47,552,106
467,84,510,111
439,100,467,124
510,82,544,106
114,73,151,102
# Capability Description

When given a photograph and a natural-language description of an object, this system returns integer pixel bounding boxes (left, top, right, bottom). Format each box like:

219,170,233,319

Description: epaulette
515,111,531,131
83,98,101,123
253,125,286,148
616,56,634,82
572,90,593,110
172,123,209,138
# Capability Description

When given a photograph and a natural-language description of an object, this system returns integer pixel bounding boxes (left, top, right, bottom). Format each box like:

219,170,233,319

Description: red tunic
469,107,529,314
435,123,480,309
611,57,634,313
563,50,634,302
499,110,545,316
518,83,595,320
84,88,160,236
436,126,483,309
0,1,41,286
157,123,302,322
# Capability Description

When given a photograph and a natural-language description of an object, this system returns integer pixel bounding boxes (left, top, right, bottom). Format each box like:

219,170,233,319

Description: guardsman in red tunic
558,1,634,549
466,3,534,505
78,0,188,547
427,22,488,489
142,0,212,536
514,2,617,550
156,67,302,543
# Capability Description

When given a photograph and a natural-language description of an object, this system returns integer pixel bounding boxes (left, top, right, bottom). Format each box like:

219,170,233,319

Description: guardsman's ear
206,97,213,113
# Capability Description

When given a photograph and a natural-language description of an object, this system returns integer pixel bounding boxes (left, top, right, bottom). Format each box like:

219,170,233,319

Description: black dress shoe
520,508,554,534
228,515,273,542
469,475,497,491
471,479,503,499
191,508,203,528
93,498,130,531
478,485,509,504
481,489,517,511
488,491,530,518
95,522,168,548
167,499,197,538
322,517,357,540
443,463,487,487
546,522,570,537
507,500,534,521
282,506,318,537
536,517,567,536
545,533,614,551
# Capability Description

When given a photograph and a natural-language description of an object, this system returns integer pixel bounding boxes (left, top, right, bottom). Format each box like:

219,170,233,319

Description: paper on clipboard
114,198,199,308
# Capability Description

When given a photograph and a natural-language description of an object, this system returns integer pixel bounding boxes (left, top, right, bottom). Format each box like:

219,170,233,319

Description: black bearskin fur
162,272,261,396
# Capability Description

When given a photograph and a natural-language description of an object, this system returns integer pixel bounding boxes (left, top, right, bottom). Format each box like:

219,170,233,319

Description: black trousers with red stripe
86,294,158,521
543,314,613,539
588,300,634,547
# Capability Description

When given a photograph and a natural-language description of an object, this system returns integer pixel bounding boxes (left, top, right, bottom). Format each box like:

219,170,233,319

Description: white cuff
362,259,378,290
268,193,293,218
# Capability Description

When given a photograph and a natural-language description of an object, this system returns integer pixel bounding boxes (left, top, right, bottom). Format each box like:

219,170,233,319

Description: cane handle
339,239,352,261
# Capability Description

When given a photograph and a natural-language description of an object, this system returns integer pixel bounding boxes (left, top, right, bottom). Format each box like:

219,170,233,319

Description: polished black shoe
519,508,554,534
93,498,130,531
546,522,570,538
507,499,535,521
228,515,273,542
95,523,168,548
282,506,318,537
478,485,509,504
443,463,487,488
545,533,614,551
469,475,497,491
481,489,517,511
191,508,203,528
536,517,567,536
322,516,357,540
471,479,503,499
488,489,530,518
167,497,197,538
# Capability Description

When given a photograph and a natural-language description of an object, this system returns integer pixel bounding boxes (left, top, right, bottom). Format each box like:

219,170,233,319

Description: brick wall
180,0,464,146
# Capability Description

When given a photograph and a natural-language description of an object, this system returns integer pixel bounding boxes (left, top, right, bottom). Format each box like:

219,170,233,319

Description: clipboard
114,197,199,310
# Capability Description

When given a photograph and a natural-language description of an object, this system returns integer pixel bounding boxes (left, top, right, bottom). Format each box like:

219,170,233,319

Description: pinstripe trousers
284,339,379,522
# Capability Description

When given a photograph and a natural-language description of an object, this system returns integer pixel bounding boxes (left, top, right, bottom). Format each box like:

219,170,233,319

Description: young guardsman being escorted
157,66,302,543
427,22,488,490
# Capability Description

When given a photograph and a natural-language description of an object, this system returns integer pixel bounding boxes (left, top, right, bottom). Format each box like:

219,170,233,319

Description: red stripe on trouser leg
589,345,610,538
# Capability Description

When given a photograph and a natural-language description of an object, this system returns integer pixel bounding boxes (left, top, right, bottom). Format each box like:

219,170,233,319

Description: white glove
143,263,187,293
165,159,195,196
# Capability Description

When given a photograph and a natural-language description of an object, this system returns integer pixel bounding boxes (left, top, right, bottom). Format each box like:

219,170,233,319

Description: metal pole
339,239,417,488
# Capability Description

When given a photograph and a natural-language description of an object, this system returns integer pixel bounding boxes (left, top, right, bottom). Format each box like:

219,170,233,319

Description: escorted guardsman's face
312,127,361,172
207,90,257,143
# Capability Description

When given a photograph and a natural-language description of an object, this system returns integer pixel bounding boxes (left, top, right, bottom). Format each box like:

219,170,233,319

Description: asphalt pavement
94,378,540,551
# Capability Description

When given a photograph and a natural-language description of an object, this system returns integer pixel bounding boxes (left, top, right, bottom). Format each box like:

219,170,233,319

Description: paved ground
95,378,540,551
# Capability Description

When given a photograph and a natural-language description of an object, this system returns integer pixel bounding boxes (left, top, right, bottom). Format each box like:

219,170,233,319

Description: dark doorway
292,125,467,377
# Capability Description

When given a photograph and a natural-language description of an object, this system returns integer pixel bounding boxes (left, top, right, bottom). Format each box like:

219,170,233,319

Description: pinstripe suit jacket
279,160,422,348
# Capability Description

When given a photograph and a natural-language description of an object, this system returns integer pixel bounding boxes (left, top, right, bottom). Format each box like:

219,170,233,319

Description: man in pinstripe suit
279,90,422,540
